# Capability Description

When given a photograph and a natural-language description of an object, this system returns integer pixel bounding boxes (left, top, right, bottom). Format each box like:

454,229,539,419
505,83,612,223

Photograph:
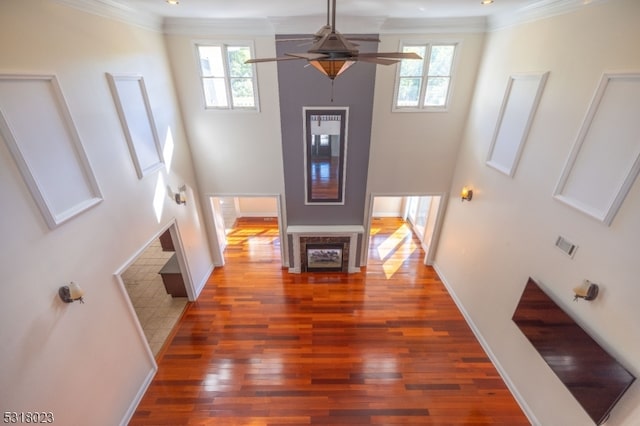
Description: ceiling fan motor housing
309,33,358,58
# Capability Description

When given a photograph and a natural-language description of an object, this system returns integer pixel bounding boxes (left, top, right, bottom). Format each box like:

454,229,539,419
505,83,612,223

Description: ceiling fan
246,0,422,80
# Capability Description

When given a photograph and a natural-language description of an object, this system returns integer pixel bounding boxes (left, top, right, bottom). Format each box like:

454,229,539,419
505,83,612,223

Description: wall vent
555,236,577,258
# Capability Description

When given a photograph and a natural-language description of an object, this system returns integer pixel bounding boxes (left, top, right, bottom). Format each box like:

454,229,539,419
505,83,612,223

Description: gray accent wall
276,35,378,227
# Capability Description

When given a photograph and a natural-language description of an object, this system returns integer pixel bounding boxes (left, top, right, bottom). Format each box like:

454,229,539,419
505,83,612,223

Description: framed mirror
303,107,348,204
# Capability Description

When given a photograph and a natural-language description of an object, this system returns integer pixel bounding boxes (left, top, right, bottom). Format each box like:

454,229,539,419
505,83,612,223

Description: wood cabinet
159,229,174,251
158,253,186,297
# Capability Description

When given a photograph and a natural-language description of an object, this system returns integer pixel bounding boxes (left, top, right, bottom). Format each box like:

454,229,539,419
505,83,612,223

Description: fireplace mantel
287,225,363,274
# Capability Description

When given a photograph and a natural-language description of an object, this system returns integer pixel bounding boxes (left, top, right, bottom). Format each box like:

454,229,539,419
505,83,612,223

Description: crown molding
52,0,613,37
488,0,612,31
380,17,487,34
163,18,275,36
269,15,387,35
165,15,486,36
53,0,162,32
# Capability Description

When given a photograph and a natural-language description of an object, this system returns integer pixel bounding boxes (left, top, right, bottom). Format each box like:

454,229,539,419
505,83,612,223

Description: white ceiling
112,0,545,20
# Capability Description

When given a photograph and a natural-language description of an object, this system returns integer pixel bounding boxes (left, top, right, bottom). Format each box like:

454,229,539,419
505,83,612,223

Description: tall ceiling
111,0,545,20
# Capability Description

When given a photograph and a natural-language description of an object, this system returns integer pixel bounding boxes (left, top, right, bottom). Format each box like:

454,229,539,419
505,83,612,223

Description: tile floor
122,239,188,356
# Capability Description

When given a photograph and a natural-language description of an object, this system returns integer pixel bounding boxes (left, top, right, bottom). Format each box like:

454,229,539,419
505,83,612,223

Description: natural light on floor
376,223,417,279
377,223,412,259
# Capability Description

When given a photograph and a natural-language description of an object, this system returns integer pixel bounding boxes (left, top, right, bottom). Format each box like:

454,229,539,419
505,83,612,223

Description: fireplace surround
287,225,363,273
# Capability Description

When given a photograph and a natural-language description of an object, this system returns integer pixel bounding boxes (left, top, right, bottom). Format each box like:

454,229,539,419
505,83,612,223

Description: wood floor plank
130,217,528,425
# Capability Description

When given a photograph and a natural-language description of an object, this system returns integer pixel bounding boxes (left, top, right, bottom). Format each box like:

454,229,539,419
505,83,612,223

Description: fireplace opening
305,243,344,272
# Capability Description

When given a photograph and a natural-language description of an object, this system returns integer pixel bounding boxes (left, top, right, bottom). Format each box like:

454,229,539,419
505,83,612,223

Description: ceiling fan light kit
246,0,421,81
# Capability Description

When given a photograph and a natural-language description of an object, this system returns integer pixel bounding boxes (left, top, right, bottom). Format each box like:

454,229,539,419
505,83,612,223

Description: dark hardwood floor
130,217,528,425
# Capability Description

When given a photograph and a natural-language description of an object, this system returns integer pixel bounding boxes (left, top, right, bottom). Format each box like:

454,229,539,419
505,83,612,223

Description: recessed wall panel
486,72,548,177
107,73,163,179
0,74,102,228
554,73,640,225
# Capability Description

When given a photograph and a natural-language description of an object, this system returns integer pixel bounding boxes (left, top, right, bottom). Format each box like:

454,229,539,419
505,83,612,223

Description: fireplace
305,244,344,271
287,225,363,274
302,239,348,272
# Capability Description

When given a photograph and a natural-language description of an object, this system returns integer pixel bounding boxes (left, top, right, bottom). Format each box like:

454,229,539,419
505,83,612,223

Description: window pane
203,77,228,107
400,45,425,77
397,77,422,107
429,45,455,76
227,46,253,78
198,46,225,77
424,77,450,106
230,78,255,108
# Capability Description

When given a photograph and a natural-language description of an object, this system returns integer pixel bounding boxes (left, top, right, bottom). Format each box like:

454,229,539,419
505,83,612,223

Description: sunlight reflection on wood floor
374,222,419,278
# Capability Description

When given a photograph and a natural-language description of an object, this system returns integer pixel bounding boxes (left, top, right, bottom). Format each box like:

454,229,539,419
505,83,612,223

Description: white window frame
392,40,459,113
195,41,259,111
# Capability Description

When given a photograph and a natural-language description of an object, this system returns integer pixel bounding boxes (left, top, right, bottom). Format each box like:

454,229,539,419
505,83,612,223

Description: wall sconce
573,280,599,301
59,282,85,304
460,186,473,202
174,185,187,205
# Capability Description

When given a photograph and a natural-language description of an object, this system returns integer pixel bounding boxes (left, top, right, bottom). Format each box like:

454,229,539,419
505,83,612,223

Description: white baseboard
238,212,278,217
372,212,403,218
119,365,157,426
193,263,214,298
432,263,539,426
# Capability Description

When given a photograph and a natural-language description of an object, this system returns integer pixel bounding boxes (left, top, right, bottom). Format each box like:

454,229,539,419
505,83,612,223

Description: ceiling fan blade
346,37,381,43
359,52,422,60
285,53,330,60
356,56,400,65
246,56,306,63
276,37,314,42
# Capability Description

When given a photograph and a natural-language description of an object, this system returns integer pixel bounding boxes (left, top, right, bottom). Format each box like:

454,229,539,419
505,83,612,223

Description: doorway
366,194,445,267
209,195,285,266
119,225,189,356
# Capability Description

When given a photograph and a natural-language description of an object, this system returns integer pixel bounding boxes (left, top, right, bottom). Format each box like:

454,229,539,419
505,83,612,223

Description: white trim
287,225,363,274
165,18,274,36
0,74,103,229
486,71,549,177
119,362,157,426
167,16,487,36
392,40,461,113
193,41,260,112
488,0,612,31
53,0,610,36
113,262,158,426
553,72,640,226
194,263,215,297
381,17,487,34
106,73,165,179
53,0,162,32
432,264,541,426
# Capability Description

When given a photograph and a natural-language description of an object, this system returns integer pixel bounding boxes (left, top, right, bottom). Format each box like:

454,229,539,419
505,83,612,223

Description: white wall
163,31,286,264
0,1,212,424
163,33,286,196
435,1,640,424
367,31,485,194
237,197,278,217
372,196,404,217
